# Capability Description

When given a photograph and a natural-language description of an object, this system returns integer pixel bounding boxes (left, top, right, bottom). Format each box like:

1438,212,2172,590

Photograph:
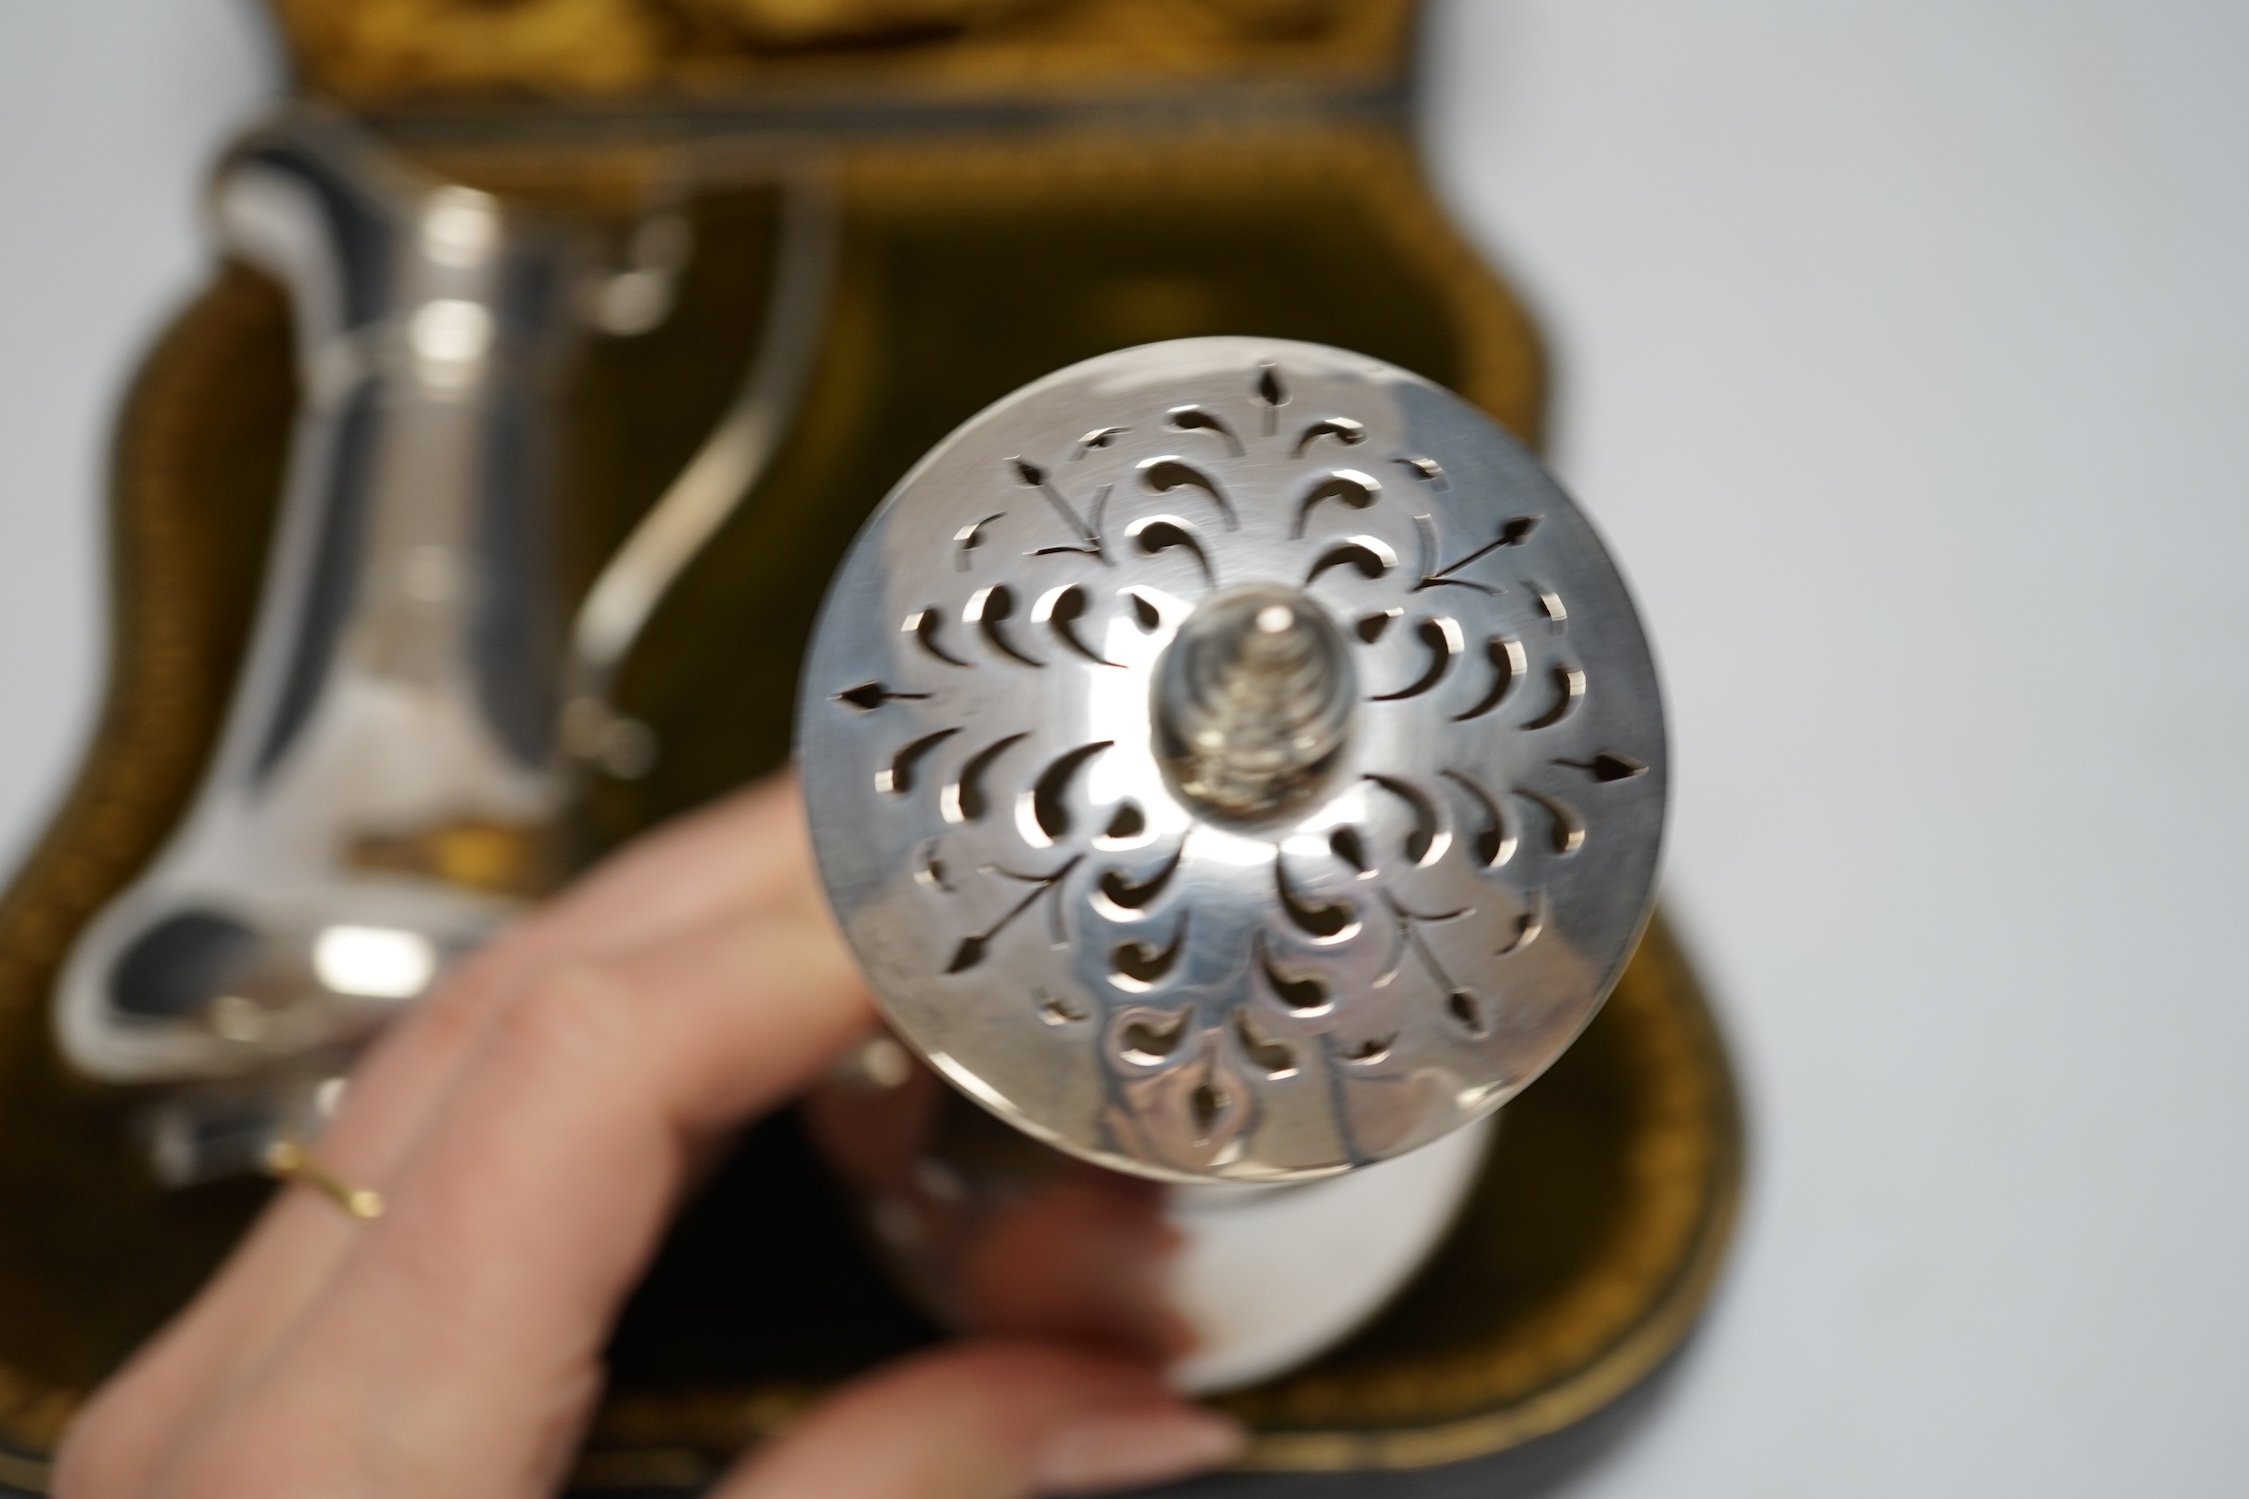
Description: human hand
55,774,1245,1498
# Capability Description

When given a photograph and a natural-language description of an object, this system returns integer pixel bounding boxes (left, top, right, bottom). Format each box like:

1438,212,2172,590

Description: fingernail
1032,1405,1246,1494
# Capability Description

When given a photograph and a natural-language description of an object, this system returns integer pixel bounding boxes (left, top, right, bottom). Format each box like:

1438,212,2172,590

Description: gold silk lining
267,0,1416,108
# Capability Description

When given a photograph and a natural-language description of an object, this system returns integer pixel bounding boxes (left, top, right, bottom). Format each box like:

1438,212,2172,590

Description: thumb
715,1340,1245,1499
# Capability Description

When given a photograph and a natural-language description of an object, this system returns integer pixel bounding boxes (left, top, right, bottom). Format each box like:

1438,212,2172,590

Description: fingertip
1031,1404,1247,1495
719,1340,1242,1499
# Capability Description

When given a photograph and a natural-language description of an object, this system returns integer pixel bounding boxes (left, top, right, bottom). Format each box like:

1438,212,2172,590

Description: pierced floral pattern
802,339,1664,1181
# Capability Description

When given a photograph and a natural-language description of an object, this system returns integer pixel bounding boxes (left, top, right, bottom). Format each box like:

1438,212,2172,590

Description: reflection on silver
1163,1112,1494,1392
55,115,569,1094
799,338,1668,1183
52,112,836,1185
809,1038,1495,1394
311,925,438,999
1152,583,1358,823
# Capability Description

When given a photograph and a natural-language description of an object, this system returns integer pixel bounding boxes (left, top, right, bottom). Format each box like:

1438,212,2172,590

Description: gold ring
261,1138,385,1220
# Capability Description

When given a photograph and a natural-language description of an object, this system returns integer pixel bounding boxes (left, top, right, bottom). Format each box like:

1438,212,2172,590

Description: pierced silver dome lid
798,338,1665,1183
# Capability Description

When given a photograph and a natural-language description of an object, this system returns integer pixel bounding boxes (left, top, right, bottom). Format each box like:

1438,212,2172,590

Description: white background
2,2,2245,1493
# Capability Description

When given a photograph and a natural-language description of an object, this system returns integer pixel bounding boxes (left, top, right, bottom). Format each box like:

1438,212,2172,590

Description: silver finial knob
799,337,1666,1183
1152,584,1357,823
